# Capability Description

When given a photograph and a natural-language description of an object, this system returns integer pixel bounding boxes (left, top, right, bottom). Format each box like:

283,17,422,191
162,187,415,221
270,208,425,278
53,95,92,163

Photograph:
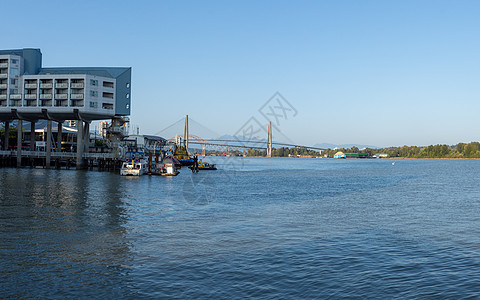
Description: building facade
0,48,131,121
0,48,131,168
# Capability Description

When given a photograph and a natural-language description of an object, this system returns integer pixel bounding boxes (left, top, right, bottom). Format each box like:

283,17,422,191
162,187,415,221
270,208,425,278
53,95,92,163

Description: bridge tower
267,121,272,157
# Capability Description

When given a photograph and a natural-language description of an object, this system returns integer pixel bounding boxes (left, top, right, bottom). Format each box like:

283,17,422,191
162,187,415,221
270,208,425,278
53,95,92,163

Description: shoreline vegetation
242,142,480,159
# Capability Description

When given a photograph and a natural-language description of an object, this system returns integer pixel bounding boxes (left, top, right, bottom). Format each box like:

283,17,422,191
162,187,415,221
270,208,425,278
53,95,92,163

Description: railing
55,83,68,88
40,83,53,88
24,94,37,100
1,150,116,159
55,93,68,99
9,94,22,100
0,63,8,68
40,93,52,99
25,83,37,89
0,95,6,99
71,94,84,99
0,84,7,89
71,83,84,88
0,74,7,78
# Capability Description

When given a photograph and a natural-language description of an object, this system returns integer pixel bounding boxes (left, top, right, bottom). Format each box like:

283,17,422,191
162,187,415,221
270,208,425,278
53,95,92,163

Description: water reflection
0,169,134,298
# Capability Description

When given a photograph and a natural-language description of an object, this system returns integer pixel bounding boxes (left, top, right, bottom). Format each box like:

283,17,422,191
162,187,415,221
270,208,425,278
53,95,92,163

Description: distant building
334,151,345,158
99,121,109,137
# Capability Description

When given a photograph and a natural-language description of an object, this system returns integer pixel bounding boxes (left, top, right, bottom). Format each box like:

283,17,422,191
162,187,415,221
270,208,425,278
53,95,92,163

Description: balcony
0,84,7,89
55,93,68,99
0,63,7,68
55,83,68,88
71,93,84,100
25,83,37,89
25,94,37,100
0,95,6,100
40,83,53,88
0,73,7,78
40,93,52,99
10,94,22,100
71,83,84,88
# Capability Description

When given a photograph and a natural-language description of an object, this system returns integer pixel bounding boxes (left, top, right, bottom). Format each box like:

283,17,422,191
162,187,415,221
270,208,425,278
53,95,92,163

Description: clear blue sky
4,0,480,147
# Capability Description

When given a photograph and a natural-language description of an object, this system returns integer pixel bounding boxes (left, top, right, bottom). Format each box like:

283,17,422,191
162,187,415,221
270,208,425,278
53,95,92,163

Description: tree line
246,142,480,158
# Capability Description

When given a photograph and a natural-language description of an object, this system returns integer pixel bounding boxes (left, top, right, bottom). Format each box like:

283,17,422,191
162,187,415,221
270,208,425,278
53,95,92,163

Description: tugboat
188,159,217,171
172,146,194,166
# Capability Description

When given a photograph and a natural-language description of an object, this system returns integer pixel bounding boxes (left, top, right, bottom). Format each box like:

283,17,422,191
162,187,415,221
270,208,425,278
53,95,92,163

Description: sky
3,0,480,147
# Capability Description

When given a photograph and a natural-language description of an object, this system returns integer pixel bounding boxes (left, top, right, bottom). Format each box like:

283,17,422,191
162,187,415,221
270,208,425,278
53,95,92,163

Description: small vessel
172,146,194,166
120,151,147,176
157,157,180,176
188,160,217,171
120,157,147,176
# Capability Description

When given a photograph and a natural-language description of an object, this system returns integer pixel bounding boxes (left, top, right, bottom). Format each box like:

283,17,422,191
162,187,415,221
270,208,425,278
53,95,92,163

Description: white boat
120,157,148,176
157,157,179,176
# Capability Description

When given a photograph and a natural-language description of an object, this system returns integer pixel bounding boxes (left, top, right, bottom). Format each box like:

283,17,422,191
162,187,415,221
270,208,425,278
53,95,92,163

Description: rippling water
1,158,480,298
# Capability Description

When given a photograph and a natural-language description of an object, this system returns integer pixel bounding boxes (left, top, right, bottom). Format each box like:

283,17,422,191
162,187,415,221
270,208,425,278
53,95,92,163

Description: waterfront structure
0,48,131,168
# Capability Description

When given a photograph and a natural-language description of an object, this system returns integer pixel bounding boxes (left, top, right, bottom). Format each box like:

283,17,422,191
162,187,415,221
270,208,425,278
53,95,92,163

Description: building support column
4,121,9,150
57,122,62,152
30,121,36,151
83,122,90,153
17,120,22,167
46,120,52,169
76,121,84,170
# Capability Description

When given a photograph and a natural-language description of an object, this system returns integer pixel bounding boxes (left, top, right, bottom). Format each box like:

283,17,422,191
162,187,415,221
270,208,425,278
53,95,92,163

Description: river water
1,158,480,298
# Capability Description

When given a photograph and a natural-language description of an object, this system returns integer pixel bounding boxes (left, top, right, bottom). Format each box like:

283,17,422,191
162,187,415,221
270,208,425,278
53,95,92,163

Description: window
103,81,114,88
126,83,130,88
90,79,98,86
11,59,18,64
10,79,17,85
102,92,114,99
10,68,19,76
90,90,98,97
89,101,98,108
102,103,113,110
126,93,130,99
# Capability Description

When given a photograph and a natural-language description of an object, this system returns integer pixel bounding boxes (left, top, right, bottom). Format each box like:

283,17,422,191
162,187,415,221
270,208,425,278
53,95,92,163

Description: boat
157,156,180,176
120,151,147,176
188,160,217,171
120,157,148,176
172,146,194,166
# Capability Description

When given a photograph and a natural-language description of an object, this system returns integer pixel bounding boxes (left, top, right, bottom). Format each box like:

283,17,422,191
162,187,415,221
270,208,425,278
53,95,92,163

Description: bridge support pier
46,120,52,169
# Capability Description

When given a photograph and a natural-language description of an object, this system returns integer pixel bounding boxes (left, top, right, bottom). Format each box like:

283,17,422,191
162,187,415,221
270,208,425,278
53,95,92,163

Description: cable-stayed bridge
155,115,325,155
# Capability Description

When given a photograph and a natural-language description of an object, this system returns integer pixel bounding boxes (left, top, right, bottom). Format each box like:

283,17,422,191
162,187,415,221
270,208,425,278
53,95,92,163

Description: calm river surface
1,158,480,298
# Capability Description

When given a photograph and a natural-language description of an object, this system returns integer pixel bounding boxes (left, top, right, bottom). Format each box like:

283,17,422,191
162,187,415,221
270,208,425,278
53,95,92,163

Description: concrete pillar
17,120,22,167
76,120,84,169
83,122,90,153
4,121,9,150
57,122,62,152
30,121,36,151
46,120,52,169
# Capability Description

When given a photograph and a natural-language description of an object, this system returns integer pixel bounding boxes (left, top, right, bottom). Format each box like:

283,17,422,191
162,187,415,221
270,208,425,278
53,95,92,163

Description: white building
0,48,131,121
